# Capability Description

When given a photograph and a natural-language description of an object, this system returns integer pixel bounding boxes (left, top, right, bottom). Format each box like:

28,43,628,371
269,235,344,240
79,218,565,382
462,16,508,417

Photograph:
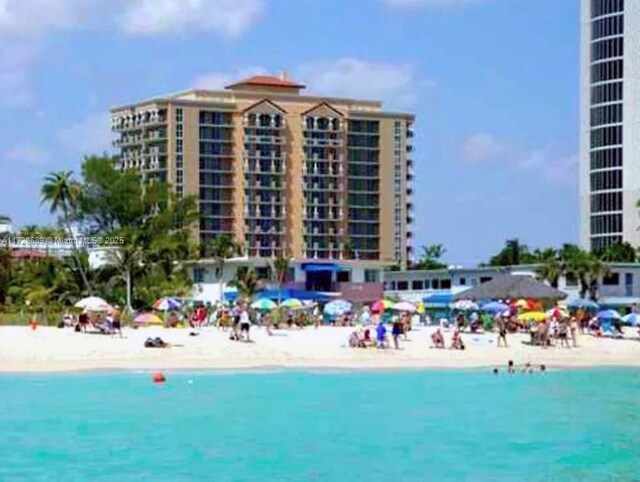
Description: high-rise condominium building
111,74,415,266
580,0,640,252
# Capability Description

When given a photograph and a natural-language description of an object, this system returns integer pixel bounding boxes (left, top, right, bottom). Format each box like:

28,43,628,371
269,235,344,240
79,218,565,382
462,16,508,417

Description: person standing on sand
569,316,579,347
392,318,402,350
496,315,508,348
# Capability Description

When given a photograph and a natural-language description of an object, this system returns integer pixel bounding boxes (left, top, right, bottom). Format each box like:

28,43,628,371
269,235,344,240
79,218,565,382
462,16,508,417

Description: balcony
244,135,284,145
406,215,414,224
406,144,414,153
406,172,414,182
303,138,343,148
407,158,413,169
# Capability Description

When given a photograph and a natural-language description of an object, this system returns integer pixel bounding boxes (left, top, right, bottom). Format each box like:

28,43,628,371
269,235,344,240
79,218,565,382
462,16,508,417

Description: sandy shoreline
1,325,639,373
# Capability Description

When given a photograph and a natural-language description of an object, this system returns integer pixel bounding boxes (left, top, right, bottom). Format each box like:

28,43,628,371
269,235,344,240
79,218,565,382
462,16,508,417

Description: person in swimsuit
497,316,508,348
391,319,402,349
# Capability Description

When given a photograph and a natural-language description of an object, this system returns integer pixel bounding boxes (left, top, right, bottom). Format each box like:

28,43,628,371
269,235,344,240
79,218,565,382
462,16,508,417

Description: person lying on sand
144,337,182,348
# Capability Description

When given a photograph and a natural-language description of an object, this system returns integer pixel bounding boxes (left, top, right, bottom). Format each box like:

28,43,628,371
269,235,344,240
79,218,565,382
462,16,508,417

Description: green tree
41,171,92,293
596,242,637,263
535,248,562,288
412,244,447,270
272,253,290,319
74,157,198,310
229,266,259,301
488,239,538,266
559,244,610,300
206,233,240,302
0,248,13,304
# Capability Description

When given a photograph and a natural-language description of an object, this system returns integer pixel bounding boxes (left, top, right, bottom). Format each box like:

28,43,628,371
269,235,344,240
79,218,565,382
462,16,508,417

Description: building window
364,269,380,283
176,108,183,122
603,273,620,286
337,270,351,283
412,280,423,290
397,281,408,291
440,279,452,289
193,267,205,283
480,277,492,284
459,277,466,286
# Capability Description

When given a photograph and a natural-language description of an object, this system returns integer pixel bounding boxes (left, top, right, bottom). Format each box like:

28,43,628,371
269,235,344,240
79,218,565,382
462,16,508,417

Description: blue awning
301,263,340,273
423,293,453,308
224,288,334,303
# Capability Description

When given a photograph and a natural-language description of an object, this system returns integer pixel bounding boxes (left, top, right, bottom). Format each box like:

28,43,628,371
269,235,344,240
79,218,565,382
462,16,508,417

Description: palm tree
228,266,259,301
272,254,290,323
207,233,239,302
104,244,143,314
41,171,92,294
535,248,561,287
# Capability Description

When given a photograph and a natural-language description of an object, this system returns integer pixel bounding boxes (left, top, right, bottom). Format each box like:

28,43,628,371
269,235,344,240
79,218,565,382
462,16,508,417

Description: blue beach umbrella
251,298,277,311
597,309,621,320
481,302,509,314
567,298,599,310
622,313,640,326
323,300,353,317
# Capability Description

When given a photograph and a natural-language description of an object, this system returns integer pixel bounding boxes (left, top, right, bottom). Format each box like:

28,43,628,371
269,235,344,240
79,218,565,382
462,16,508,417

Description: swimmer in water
540,364,546,373
507,360,515,374
493,368,499,375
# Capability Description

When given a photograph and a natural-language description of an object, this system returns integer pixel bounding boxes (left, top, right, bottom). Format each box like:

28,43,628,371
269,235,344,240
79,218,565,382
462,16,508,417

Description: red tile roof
11,249,48,259
226,75,306,90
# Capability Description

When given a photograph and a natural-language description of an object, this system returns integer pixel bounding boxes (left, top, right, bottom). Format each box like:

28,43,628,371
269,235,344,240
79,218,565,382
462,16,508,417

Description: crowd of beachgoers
5,295,639,373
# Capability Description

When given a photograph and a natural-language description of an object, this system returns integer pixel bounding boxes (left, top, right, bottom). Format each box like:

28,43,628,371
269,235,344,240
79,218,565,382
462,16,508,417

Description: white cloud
0,0,264,106
460,132,576,185
4,142,50,165
121,0,265,37
57,113,112,156
193,66,267,89
381,0,494,10
297,58,416,109
460,133,511,163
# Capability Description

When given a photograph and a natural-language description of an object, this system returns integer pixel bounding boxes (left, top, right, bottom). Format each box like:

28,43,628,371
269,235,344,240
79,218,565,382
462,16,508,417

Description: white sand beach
1,325,639,372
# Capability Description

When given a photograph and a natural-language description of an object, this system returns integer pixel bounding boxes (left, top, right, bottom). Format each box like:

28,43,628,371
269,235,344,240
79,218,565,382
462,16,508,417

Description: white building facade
384,263,640,306
580,0,640,252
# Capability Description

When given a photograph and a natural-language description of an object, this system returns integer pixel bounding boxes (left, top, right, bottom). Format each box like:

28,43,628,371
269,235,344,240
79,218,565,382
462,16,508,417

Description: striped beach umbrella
153,297,182,311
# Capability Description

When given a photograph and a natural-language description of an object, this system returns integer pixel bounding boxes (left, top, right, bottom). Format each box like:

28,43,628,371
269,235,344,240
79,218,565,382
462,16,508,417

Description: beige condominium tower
111,74,415,267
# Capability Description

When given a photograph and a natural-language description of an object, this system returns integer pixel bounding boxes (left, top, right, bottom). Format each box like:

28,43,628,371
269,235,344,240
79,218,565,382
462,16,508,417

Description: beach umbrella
481,301,509,313
153,297,182,311
517,311,546,322
392,301,416,312
622,313,640,326
133,313,164,325
545,307,568,319
597,309,621,320
324,300,353,317
74,296,112,312
567,298,599,310
416,301,425,314
371,299,393,313
451,299,479,311
251,298,277,311
281,298,303,309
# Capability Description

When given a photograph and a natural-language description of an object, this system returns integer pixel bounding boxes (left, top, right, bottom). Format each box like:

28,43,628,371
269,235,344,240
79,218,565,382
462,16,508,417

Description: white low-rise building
384,263,640,306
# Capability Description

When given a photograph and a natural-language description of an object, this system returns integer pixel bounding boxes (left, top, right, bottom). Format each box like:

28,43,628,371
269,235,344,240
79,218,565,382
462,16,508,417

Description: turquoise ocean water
1,369,639,482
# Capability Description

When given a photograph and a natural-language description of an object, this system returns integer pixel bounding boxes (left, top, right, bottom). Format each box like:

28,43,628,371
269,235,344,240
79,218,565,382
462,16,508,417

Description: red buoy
153,372,166,384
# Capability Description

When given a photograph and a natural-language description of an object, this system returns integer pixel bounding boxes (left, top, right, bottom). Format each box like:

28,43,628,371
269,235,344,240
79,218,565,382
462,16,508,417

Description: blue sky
0,0,579,265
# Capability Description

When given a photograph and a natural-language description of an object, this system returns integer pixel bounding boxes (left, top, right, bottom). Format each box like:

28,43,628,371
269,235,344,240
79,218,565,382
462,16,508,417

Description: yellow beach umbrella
517,311,546,322
416,302,425,314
